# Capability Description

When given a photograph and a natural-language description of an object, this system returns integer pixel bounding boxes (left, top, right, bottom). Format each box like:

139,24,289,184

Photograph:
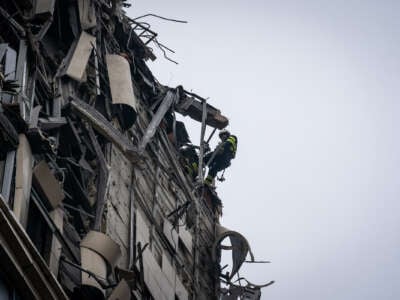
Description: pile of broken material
0,1,272,299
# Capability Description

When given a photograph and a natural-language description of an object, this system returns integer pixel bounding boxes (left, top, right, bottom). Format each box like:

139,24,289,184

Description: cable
153,37,178,64
133,13,188,24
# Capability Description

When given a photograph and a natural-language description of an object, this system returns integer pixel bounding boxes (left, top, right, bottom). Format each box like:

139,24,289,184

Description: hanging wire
133,13,188,24
153,37,178,64
127,13,186,64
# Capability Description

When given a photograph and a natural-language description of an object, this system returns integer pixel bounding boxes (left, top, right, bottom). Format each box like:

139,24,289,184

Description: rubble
0,1,272,299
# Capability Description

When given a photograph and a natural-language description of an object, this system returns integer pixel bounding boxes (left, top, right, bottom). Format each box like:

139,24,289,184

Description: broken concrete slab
69,97,140,161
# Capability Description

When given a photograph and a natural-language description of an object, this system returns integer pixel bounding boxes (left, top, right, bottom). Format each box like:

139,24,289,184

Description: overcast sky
128,1,400,299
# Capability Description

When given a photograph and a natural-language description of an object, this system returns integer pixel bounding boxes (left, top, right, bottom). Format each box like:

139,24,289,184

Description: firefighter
179,143,199,180
204,129,237,185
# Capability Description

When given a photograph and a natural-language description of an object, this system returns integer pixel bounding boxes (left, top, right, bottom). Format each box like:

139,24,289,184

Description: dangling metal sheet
80,230,121,270
106,54,138,130
63,31,96,82
80,247,107,294
213,224,254,279
13,134,33,228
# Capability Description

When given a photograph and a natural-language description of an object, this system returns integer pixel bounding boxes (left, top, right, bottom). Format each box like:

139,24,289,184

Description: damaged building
0,0,272,299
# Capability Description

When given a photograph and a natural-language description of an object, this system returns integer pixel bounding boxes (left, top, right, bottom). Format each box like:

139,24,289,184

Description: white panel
80,230,121,269
136,209,150,245
48,208,63,276
106,54,138,129
179,227,193,255
65,31,95,82
106,54,137,109
81,247,106,295
175,275,189,300
13,134,32,228
162,253,176,287
141,250,174,300
163,219,178,249
35,0,55,15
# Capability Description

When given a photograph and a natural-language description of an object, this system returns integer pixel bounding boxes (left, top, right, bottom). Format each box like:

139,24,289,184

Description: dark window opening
0,269,22,300
44,0,76,52
26,197,52,263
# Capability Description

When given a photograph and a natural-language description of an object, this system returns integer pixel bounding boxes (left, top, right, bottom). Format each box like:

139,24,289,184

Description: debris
177,89,229,129
138,88,179,153
69,97,139,160
213,224,254,280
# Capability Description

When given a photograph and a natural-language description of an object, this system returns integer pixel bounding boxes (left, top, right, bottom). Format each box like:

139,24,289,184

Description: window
26,195,52,264
0,271,22,300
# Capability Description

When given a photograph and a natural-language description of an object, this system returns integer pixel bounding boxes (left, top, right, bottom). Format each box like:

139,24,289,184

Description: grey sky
128,1,400,299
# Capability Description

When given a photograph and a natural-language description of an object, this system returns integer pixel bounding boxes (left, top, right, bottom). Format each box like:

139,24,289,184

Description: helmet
219,129,230,138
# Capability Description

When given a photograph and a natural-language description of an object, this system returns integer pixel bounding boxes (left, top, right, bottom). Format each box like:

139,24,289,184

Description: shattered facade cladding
0,0,272,299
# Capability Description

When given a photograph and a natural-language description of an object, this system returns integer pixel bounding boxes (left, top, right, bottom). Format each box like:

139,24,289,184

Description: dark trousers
208,156,231,178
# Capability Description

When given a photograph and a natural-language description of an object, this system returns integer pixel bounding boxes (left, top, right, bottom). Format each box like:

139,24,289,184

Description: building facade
0,0,265,299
